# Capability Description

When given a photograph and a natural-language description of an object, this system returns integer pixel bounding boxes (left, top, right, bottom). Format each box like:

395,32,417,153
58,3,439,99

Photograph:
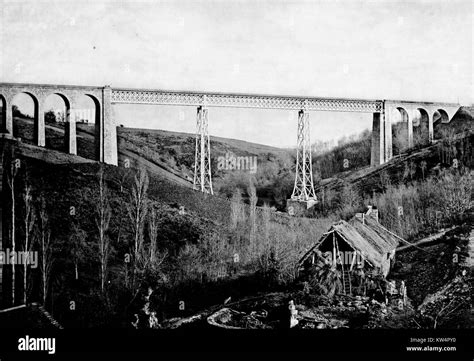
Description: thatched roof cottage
298,206,402,294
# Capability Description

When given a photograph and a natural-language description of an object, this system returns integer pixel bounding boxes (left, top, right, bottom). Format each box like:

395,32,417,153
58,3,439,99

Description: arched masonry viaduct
0,83,117,165
371,100,461,165
0,82,461,175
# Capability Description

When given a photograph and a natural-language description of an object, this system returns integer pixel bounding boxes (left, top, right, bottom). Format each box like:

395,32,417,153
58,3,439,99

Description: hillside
313,108,474,197
14,117,295,205
0,135,333,327
116,127,295,201
14,103,473,210
315,132,474,196
435,106,474,138
2,109,473,331
118,126,292,179
12,107,474,209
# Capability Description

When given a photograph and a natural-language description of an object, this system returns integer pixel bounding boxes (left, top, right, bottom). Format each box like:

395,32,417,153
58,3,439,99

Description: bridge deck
0,82,460,113
111,88,383,112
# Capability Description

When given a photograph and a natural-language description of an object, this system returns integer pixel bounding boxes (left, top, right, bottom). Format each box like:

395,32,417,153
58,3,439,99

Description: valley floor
163,218,473,330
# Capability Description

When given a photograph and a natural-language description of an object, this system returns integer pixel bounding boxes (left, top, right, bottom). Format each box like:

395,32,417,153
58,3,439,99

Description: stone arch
43,92,72,151
396,107,409,123
11,92,41,145
52,92,71,113
433,108,449,124
392,107,411,154
71,93,100,159
414,107,430,146
433,108,452,141
84,94,101,161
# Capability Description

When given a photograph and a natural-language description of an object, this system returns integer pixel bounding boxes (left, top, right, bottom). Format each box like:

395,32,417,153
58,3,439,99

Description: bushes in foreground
374,168,473,241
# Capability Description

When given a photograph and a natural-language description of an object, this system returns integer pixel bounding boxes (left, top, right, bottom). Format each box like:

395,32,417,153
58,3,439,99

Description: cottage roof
299,214,400,269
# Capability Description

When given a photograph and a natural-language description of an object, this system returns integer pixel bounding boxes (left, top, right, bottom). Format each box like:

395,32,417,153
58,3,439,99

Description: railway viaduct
0,82,461,201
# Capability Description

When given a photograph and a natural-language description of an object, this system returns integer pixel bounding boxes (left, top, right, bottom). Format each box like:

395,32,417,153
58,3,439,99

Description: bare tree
21,182,36,304
96,166,111,293
340,182,361,210
230,188,244,229
258,203,272,273
148,204,158,266
420,160,427,181
392,123,409,155
247,181,258,252
147,204,167,271
6,159,19,305
37,197,53,306
438,127,457,164
379,170,391,190
402,161,417,182
70,222,87,281
127,167,149,286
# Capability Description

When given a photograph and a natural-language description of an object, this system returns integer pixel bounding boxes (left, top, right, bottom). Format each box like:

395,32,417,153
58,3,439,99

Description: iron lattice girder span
111,89,383,113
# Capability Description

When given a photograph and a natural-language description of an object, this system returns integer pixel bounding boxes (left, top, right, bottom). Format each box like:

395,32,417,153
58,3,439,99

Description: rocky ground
161,291,417,330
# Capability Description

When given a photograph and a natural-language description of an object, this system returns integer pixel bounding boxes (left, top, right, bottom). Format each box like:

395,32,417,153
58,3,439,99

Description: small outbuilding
298,206,402,295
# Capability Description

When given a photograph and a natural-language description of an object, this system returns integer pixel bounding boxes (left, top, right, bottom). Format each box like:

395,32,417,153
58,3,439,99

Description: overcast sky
1,0,472,147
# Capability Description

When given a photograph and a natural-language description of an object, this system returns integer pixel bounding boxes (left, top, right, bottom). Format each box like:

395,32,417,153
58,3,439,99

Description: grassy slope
6,112,473,328
315,132,474,198
117,127,291,183
313,109,473,193
15,105,473,183
1,139,233,325
15,117,292,190
1,137,333,326
13,118,293,224
13,113,474,215
120,127,289,156
13,114,473,224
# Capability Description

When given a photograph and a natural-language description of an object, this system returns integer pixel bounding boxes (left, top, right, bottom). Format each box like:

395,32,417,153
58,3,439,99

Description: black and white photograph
0,0,472,357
